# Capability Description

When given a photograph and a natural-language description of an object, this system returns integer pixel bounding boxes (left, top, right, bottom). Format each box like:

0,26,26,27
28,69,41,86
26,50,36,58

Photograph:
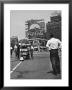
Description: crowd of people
10,43,34,59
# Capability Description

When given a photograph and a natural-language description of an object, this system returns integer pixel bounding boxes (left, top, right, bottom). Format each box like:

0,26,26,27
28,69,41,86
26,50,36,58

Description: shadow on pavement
47,71,61,79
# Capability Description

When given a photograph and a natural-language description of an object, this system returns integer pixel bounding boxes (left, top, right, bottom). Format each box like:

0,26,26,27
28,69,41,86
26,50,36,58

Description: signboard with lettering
26,29,44,39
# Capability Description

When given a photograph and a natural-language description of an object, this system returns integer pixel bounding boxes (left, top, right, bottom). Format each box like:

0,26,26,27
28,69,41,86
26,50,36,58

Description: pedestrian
46,34,61,75
10,46,13,56
30,45,34,59
17,44,20,59
14,44,18,57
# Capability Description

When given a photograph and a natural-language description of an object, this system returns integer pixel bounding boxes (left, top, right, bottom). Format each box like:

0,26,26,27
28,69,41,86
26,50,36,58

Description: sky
10,10,60,40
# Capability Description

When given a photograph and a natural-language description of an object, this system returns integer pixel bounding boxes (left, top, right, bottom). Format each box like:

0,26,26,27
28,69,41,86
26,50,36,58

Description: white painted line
10,61,22,74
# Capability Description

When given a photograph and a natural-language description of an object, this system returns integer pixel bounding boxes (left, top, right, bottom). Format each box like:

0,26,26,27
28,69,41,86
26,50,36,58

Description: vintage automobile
19,43,31,61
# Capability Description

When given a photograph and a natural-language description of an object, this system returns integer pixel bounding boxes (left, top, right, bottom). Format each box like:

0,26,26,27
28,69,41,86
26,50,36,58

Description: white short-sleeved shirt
46,38,61,50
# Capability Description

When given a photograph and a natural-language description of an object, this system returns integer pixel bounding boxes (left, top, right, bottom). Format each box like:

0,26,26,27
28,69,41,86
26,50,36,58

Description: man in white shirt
46,34,61,75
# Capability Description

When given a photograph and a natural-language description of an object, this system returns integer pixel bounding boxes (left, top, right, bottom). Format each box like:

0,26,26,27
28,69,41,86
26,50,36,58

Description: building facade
25,19,47,51
46,15,61,40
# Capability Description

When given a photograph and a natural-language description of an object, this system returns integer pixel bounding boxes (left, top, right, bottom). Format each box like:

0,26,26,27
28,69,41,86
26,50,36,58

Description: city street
10,51,61,79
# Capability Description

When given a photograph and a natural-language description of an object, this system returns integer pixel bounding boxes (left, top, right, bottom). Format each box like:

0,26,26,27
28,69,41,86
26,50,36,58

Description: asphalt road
10,51,61,79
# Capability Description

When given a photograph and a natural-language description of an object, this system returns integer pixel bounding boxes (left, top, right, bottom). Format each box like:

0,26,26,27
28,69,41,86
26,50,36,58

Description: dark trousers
16,49,20,59
11,49,13,56
50,49,60,75
30,50,33,59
